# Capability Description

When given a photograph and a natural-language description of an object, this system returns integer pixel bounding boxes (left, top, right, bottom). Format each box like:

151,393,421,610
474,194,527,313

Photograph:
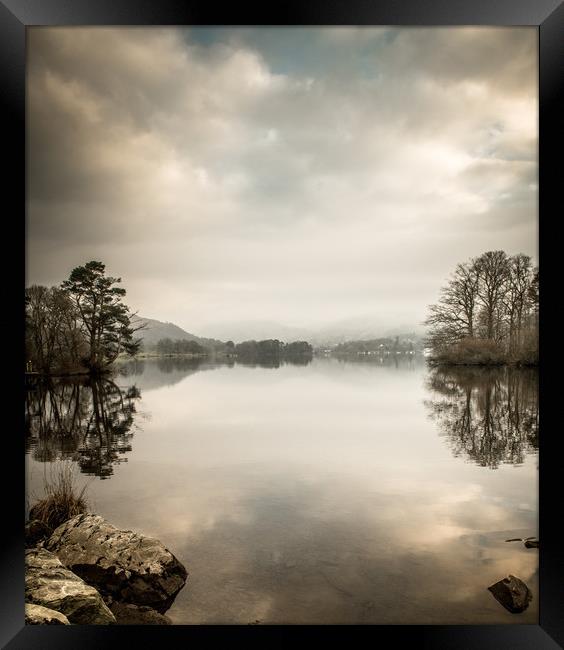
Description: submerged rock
25,603,70,625
25,548,115,624
488,574,532,613
25,520,52,548
46,513,188,613
505,536,539,549
109,602,172,625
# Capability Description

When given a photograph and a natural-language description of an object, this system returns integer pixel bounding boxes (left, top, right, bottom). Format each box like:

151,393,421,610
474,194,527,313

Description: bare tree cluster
425,251,538,364
25,286,89,374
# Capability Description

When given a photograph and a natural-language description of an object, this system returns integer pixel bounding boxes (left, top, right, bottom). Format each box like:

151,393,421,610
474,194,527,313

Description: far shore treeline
146,337,313,362
424,250,538,366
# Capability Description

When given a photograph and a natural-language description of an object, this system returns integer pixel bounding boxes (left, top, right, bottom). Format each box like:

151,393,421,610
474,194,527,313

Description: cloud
27,27,537,333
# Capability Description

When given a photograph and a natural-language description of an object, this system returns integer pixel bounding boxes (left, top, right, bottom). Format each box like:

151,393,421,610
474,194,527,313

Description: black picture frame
2,0,562,647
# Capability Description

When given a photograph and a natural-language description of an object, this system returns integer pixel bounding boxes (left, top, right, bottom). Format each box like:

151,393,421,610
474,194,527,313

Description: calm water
25,356,539,624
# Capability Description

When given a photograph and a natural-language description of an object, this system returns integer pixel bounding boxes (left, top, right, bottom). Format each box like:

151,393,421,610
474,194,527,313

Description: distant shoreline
427,360,538,368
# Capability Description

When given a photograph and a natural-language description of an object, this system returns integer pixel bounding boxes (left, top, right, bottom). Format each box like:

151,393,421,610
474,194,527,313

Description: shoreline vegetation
425,346,538,368
26,253,538,381
424,250,538,367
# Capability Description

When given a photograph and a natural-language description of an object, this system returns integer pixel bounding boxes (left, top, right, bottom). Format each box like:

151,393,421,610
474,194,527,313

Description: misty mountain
202,320,311,344
202,317,427,347
132,316,224,349
133,315,427,350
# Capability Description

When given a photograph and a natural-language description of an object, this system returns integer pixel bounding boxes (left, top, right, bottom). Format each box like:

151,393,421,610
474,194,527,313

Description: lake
25,356,539,624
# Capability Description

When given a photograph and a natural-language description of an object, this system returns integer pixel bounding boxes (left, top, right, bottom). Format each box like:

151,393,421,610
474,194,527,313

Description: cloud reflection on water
25,358,538,624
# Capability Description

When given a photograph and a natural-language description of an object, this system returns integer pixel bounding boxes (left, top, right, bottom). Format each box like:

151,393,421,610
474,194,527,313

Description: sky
26,27,538,339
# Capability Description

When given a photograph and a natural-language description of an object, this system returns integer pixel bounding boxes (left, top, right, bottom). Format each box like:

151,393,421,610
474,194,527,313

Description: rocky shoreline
25,513,188,625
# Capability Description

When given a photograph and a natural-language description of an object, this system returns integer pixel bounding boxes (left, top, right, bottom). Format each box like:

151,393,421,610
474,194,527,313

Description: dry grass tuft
29,463,89,531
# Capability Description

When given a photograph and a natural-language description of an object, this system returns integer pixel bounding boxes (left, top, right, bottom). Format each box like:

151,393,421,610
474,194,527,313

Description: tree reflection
156,357,206,374
25,378,141,479
424,367,538,468
117,358,145,377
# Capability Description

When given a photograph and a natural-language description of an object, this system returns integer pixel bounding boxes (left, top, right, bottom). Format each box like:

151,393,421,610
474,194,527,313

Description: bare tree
25,285,87,373
424,260,480,351
504,254,533,352
474,251,510,341
424,251,538,364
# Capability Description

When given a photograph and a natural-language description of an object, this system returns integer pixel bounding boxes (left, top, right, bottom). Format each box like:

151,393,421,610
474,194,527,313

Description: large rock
25,548,116,624
46,513,188,613
488,574,532,613
25,520,53,548
25,603,70,625
109,602,172,625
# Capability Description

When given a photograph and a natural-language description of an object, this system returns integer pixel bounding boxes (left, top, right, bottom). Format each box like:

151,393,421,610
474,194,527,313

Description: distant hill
132,315,426,351
132,316,225,350
202,317,427,348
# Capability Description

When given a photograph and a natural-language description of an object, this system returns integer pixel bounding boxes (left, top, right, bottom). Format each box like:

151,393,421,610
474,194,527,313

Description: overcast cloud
27,27,538,338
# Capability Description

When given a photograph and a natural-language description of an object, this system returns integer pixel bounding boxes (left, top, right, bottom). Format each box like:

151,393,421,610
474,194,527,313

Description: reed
29,463,89,531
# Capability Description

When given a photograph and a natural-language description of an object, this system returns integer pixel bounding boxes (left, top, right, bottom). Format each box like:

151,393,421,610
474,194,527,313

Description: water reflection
25,359,538,624
424,367,538,468
117,356,314,389
235,357,312,369
25,377,141,478
161,470,538,624
332,352,423,369
117,357,214,390
155,357,209,374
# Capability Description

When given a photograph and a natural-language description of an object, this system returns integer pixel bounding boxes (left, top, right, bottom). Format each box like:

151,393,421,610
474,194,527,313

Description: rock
109,602,172,625
25,520,53,548
25,548,116,624
524,539,539,549
46,513,188,613
505,536,539,549
25,603,70,625
488,574,532,613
